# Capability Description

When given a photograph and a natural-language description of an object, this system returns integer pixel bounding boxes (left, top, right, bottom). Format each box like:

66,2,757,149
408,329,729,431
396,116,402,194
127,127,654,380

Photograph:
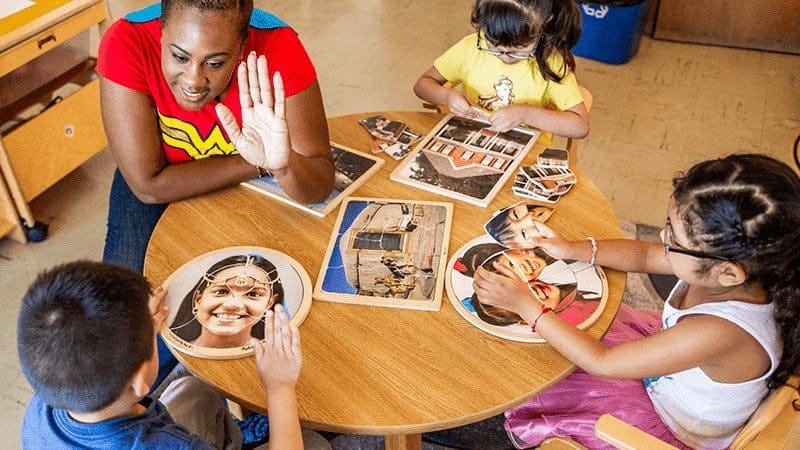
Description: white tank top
645,281,782,449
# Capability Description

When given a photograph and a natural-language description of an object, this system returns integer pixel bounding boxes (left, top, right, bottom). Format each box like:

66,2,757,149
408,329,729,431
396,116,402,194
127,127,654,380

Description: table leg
384,433,422,450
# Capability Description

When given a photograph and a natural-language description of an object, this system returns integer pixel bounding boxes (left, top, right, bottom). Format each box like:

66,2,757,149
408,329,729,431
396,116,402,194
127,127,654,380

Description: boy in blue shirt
17,261,305,449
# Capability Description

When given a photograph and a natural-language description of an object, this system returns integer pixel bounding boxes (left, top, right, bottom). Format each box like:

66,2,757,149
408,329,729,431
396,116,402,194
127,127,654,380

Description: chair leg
226,398,249,420
566,137,578,166
539,436,589,449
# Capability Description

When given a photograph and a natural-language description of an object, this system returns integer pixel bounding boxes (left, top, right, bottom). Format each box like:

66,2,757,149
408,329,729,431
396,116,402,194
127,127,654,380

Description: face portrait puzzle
484,201,554,248
314,198,453,311
390,114,540,207
160,246,313,359
447,235,608,343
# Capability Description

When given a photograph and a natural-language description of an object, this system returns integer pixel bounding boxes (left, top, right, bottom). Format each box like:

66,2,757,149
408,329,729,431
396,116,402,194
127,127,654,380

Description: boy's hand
149,285,169,332
252,304,302,392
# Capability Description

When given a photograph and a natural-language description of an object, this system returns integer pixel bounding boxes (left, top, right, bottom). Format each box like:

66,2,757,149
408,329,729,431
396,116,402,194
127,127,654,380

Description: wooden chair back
592,375,800,450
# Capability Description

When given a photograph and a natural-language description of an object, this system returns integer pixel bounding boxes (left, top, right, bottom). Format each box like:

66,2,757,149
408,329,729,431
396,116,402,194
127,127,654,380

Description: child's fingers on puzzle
532,220,556,238
289,325,301,358
250,337,264,360
264,309,276,350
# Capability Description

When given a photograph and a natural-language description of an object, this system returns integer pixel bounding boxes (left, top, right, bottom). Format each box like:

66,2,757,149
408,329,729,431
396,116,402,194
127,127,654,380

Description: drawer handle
37,34,57,49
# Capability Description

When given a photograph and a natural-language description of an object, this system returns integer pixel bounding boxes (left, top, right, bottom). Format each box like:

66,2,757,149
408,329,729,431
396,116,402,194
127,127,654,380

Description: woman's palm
237,100,289,169
216,52,291,171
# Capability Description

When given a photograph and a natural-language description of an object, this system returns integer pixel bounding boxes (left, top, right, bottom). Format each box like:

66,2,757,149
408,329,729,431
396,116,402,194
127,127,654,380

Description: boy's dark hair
162,0,254,38
17,261,154,413
471,0,582,82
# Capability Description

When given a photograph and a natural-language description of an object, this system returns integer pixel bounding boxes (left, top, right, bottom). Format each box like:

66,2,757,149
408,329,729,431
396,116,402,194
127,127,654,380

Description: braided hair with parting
672,154,800,389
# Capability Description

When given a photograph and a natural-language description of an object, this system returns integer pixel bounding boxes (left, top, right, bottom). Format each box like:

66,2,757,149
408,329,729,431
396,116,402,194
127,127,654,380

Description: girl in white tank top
473,154,800,449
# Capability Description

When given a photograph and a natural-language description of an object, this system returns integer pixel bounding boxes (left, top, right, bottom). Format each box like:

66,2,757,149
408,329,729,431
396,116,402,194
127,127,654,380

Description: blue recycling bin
573,1,649,65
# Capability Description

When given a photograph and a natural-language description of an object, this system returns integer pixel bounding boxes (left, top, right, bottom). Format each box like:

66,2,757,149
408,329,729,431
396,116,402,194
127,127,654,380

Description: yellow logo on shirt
158,112,237,159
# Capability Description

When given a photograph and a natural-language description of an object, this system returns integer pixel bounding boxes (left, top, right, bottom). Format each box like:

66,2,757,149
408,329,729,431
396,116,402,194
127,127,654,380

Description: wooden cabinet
0,0,110,242
654,0,800,54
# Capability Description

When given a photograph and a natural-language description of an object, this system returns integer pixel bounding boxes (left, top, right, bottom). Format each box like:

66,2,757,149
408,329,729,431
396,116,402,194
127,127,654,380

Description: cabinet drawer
3,78,107,202
0,1,107,78
0,31,90,111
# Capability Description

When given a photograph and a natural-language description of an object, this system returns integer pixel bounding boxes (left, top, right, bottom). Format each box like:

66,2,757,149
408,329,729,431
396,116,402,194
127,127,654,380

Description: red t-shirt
96,8,317,163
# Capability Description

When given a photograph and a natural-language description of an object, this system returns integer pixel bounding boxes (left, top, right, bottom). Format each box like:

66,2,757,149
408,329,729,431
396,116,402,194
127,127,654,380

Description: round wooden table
145,111,625,450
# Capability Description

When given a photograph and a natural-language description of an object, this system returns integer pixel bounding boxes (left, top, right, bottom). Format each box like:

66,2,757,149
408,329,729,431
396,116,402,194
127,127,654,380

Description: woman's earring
192,306,198,316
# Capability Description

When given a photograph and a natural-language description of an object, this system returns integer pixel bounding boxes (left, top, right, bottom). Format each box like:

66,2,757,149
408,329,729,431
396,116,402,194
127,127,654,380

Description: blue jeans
103,169,176,388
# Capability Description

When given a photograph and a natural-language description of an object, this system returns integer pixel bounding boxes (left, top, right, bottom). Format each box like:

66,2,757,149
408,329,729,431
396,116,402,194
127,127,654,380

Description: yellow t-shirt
434,33,584,113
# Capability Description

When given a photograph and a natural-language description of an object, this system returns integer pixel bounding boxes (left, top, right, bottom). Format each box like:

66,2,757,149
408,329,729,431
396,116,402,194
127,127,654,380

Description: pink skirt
504,304,693,449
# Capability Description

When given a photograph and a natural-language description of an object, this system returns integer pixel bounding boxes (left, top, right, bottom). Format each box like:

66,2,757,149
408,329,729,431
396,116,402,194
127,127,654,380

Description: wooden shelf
0,0,101,53
0,58,96,130
0,0,110,243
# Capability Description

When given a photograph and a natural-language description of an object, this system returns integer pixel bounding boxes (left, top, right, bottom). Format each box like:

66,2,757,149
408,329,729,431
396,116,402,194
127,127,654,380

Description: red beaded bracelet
531,307,553,333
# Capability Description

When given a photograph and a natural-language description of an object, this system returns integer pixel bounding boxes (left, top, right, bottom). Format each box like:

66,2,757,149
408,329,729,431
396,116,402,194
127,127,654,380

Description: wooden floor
1,1,798,448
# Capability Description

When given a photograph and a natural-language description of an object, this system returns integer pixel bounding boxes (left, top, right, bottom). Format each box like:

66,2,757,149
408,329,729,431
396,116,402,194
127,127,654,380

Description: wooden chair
421,83,592,164
538,375,800,450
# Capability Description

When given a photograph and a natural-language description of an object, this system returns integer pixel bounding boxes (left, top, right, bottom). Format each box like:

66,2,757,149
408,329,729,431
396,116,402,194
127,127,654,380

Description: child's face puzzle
482,249,571,311
484,201,553,248
446,235,609,343
161,247,312,359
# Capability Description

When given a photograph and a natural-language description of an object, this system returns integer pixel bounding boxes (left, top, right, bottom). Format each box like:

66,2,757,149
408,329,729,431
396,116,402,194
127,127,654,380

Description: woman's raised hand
216,52,291,172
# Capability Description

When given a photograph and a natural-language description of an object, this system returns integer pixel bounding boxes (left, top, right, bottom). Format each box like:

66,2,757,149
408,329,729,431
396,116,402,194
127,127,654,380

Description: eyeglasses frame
663,217,732,261
476,32,538,60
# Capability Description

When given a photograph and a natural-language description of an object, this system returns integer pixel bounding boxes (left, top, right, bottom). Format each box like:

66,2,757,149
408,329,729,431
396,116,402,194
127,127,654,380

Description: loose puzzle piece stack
512,148,576,204
359,114,422,160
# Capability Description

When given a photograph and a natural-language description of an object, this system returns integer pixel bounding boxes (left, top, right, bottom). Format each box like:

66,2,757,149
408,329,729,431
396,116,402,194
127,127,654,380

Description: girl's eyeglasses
476,33,537,60
663,218,731,261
